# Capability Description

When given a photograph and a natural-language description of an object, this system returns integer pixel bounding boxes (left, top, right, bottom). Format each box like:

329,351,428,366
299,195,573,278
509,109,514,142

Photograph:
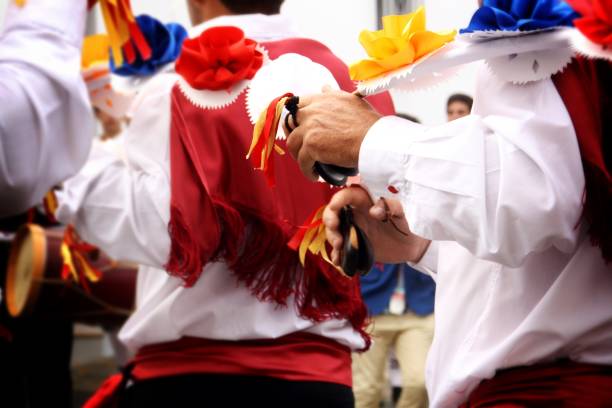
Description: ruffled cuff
358,115,424,200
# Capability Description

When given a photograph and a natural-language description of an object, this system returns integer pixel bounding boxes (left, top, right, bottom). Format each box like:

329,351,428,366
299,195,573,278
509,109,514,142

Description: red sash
84,332,352,408
461,359,612,407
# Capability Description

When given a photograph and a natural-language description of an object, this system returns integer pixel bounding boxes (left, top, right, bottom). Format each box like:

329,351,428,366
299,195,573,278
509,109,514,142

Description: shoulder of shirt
127,72,181,118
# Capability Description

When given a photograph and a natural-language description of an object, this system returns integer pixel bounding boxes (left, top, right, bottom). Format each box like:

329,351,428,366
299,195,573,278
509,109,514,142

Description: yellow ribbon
42,190,58,223
13,0,26,7
99,0,127,67
82,34,111,69
247,93,291,186
289,206,334,268
349,6,456,81
60,226,102,288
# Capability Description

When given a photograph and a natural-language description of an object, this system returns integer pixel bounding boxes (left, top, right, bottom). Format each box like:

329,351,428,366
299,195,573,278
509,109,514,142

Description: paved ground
72,358,118,407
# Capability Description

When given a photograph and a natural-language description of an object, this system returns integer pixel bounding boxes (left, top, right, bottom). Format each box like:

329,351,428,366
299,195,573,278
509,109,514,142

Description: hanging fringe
166,198,371,350
165,206,207,287
246,93,294,186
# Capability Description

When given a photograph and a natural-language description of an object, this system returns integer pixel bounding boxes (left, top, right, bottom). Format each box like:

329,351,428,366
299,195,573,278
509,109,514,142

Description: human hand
323,186,431,265
284,87,381,181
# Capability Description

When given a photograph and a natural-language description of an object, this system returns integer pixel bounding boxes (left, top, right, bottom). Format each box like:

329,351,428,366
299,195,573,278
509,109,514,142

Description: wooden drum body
5,224,137,328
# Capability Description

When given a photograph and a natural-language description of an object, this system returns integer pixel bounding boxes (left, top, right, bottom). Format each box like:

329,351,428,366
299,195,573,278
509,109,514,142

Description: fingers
323,187,374,255
369,198,406,220
286,125,304,160
369,201,386,221
297,93,314,109
297,145,318,181
382,197,406,219
331,248,340,265
323,203,342,252
281,111,292,138
327,186,373,213
287,110,320,181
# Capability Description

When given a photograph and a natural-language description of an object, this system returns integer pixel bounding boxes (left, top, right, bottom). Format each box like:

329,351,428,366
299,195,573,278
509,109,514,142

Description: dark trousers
0,241,74,408
120,374,355,408
0,317,73,408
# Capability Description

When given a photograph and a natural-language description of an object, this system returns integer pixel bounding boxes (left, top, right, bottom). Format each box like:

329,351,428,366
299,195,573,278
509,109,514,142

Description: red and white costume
57,13,394,393
359,43,611,408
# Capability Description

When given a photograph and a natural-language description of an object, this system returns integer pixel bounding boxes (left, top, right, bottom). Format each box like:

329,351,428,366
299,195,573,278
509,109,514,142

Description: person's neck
194,3,234,25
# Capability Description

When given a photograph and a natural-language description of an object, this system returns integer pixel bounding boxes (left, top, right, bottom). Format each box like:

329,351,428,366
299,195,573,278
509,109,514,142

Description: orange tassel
42,190,58,223
94,0,151,67
288,205,336,268
247,93,293,186
61,225,103,292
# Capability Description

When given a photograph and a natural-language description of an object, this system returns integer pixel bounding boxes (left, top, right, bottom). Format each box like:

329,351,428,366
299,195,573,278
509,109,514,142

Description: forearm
56,146,171,269
359,75,583,267
408,240,438,280
0,0,93,215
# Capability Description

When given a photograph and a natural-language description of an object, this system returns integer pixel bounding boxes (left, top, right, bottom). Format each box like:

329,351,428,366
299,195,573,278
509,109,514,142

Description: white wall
391,0,479,124
1,0,479,124
282,0,378,64
282,0,479,125
99,0,190,29
0,0,8,25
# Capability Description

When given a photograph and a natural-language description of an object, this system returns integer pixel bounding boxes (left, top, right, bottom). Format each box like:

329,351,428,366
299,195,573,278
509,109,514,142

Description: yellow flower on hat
349,6,456,81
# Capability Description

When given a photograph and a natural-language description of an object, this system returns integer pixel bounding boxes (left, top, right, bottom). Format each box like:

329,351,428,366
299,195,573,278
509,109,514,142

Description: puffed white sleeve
55,74,179,269
359,66,584,267
0,0,94,215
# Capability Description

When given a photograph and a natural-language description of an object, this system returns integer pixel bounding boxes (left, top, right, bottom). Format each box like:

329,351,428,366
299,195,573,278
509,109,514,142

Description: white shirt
56,14,365,353
0,0,94,216
359,64,612,407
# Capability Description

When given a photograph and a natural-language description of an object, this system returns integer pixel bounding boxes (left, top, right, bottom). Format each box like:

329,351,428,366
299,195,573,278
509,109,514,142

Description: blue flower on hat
460,0,579,34
112,14,188,76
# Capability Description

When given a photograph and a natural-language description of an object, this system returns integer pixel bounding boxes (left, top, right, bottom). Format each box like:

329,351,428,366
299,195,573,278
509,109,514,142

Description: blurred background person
353,112,435,408
446,93,473,121
94,108,124,141
0,0,93,216
353,263,435,408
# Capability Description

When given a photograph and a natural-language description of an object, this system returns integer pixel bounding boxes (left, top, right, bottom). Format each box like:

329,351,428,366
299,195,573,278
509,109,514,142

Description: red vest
552,57,611,262
167,38,395,346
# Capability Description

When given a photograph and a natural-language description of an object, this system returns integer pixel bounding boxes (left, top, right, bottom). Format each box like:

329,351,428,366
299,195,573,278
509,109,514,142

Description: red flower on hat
176,26,264,91
568,0,612,47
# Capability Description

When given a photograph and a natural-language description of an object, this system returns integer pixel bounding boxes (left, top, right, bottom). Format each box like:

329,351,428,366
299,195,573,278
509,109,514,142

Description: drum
5,224,137,327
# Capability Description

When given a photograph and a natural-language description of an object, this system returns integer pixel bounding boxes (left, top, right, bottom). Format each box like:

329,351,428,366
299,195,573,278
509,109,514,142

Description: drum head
5,224,46,317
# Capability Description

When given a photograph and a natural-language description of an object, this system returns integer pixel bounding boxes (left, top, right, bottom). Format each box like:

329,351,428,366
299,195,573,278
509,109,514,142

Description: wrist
410,236,431,263
350,113,378,167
